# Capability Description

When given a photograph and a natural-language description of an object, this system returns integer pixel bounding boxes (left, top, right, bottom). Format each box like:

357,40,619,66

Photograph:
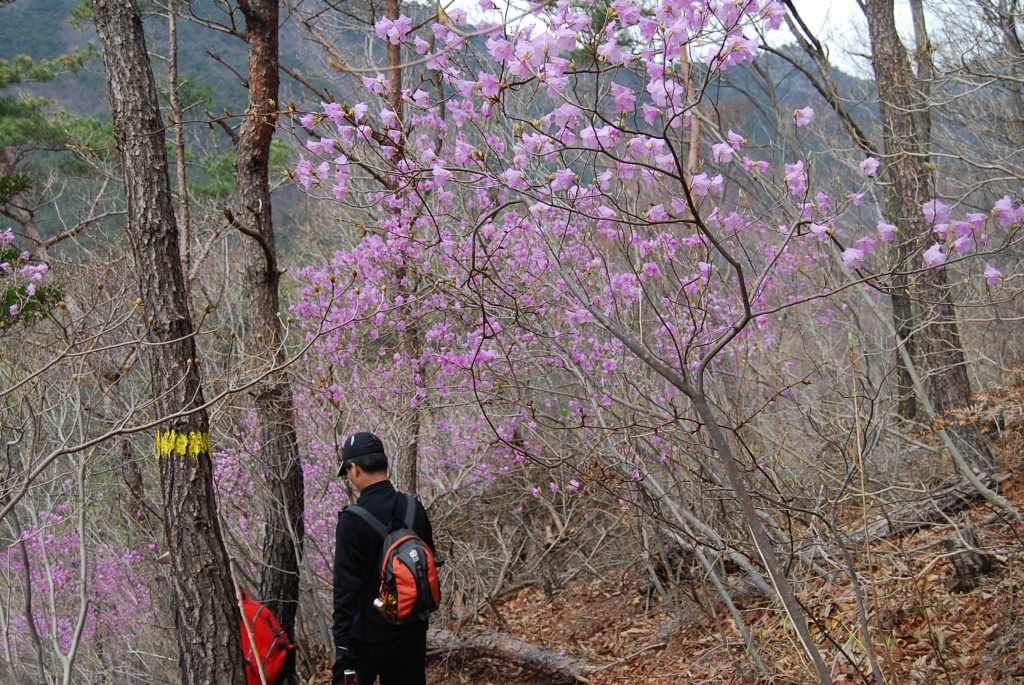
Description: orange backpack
347,494,441,624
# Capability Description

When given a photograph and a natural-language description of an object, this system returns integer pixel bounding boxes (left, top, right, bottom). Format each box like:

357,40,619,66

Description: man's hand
332,645,357,685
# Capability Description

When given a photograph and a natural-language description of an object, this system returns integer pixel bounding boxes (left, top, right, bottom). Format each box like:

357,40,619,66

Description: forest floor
421,446,1024,684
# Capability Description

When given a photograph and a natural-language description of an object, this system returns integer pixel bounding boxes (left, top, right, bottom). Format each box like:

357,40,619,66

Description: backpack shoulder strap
345,505,389,539
403,494,417,529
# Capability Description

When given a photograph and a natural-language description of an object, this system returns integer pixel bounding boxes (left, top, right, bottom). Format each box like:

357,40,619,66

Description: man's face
342,462,362,491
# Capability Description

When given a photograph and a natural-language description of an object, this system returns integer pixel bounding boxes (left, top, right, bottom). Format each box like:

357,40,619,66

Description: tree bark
862,0,992,465
234,0,305,642
92,1,245,683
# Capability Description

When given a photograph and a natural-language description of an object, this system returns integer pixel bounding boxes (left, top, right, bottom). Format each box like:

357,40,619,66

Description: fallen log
851,472,1010,546
428,627,593,683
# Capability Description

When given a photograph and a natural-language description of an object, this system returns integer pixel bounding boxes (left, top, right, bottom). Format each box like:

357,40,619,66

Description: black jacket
332,480,435,648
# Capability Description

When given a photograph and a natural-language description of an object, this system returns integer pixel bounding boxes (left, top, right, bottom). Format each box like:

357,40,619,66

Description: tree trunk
944,526,998,593
381,0,421,497
862,0,992,465
428,628,592,683
234,0,305,642
92,1,245,683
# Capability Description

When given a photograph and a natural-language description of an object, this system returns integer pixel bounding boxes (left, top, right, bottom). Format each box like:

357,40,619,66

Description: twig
590,642,667,672
223,207,276,274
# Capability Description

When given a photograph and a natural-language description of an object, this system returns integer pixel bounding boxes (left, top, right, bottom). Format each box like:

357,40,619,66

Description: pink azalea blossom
551,102,581,129
809,222,830,242
784,161,806,196
984,263,1002,285
992,195,1019,227
855,235,877,254
951,221,972,239
641,104,660,125
410,89,430,107
500,169,527,189
859,157,879,177
361,73,389,94
374,15,413,44
923,242,947,268
432,164,450,187
760,1,787,30
877,221,897,241
841,247,865,269
611,0,642,24
922,199,950,224
295,158,315,190
486,37,514,62
551,168,576,191
705,33,759,70
610,82,635,112
953,235,973,254
478,72,501,98
793,106,814,126
712,142,733,163
691,173,712,197
647,204,669,222
8,304,18,316
966,212,987,231
742,157,770,173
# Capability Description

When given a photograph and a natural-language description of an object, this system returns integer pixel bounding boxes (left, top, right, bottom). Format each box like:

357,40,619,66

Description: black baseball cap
338,432,385,476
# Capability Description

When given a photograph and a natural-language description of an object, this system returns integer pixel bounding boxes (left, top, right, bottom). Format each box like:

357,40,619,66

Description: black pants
353,629,427,685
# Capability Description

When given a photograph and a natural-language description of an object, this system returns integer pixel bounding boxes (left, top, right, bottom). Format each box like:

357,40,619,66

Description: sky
784,0,871,74
788,0,862,35
785,0,924,75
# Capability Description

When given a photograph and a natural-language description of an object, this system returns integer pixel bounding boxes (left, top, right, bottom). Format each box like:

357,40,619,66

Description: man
333,432,435,685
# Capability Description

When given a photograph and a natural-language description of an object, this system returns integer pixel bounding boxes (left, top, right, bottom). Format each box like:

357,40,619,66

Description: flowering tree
286,0,1024,679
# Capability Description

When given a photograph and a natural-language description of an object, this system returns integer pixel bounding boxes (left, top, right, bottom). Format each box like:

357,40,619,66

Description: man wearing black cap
332,432,435,685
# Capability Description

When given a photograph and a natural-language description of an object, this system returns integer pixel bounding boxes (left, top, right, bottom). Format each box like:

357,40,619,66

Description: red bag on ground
239,590,297,685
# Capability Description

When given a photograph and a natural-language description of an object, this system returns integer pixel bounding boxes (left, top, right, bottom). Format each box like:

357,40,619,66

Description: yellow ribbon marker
156,430,211,464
